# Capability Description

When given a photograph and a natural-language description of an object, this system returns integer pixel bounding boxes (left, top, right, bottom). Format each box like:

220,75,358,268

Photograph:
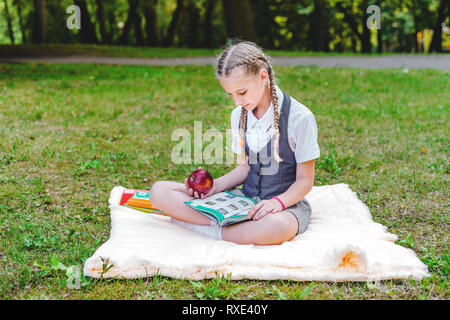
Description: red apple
188,169,214,196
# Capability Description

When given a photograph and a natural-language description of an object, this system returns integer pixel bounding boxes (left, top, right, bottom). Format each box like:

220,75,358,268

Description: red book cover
119,188,149,206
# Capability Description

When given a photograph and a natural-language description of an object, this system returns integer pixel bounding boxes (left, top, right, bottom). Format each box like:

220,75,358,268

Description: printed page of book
187,191,256,218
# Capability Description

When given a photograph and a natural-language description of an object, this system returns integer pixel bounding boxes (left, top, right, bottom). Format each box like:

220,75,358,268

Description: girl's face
219,67,270,112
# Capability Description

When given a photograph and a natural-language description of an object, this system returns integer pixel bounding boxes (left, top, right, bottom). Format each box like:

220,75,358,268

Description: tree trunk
360,0,371,53
32,0,46,43
203,0,217,48
350,33,357,52
221,0,256,42
411,12,419,53
309,0,331,52
376,0,382,54
95,0,107,44
162,0,187,46
429,0,448,53
117,0,140,45
335,2,361,40
361,14,371,53
106,7,116,44
143,0,159,46
336,26,344,52
377,28,383,53
322,2,331,52
184,0,201,47
335,1,372,53
75,0,98,43
14,0,26,43
309,0,324,51
133,9,144,46
3,0,15,44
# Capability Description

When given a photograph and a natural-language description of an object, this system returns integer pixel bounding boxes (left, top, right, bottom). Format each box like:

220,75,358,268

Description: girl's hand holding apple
184,167,215,199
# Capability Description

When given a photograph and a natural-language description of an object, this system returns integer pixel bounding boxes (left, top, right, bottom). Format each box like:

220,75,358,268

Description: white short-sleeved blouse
231,85,320,164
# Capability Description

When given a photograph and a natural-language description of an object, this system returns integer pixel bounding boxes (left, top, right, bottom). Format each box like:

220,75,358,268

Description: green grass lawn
1,44,446,58
0,62,448,299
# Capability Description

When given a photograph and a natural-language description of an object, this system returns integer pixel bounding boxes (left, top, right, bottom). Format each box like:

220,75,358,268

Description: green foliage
1,0,448,52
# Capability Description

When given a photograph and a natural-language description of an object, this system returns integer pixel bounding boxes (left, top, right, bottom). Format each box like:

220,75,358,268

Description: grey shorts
226,187,312,235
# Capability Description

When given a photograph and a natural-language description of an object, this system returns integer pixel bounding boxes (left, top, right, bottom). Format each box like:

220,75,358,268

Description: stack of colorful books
120,189,166,215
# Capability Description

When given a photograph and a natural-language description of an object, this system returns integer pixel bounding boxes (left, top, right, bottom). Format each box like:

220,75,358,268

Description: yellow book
126,191,159,210
124,204,167,215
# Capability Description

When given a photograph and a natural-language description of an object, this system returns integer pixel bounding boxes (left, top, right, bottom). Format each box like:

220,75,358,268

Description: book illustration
238,200,250,207
217,208,229,216
227,204,239,211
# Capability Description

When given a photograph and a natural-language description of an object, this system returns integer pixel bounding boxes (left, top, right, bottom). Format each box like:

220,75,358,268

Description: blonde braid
237,108,248,164
261,58,283,162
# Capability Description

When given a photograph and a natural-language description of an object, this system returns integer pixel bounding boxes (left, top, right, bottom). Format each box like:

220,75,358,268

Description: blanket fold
83,183,429,281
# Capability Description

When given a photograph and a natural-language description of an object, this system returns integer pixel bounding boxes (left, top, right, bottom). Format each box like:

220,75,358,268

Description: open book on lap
184,191,257,226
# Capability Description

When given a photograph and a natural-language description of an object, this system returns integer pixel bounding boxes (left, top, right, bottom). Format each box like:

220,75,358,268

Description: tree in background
162,0,187,46
3,0,15,44
75,0,98,43
334,0,371,53
382,1,415,52
46,0,74,43
375,0,382,53
221,0,257,42
95,0,108,44
143,0,159,46
31,0,46,43
429,0,449,52
105,0,121,45
203,0,218,48
249,0,277,49
0,0,448,53
117,0,140,45
177,0,226,48
13,0,26,43
309,0,328,51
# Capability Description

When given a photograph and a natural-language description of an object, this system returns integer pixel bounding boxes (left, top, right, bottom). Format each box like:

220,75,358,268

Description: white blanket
83,184,429,281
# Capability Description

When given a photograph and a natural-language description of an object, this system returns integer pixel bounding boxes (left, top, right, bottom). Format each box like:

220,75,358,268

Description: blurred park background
0,0,449,55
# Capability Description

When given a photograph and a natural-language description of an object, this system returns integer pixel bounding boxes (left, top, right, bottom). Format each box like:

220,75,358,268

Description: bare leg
222,211,298,245
149,181,211,225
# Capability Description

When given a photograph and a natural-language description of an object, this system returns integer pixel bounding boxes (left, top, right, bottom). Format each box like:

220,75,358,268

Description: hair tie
273,131,280,148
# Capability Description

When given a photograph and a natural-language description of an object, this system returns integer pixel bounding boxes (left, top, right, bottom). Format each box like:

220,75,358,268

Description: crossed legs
149,181,298,245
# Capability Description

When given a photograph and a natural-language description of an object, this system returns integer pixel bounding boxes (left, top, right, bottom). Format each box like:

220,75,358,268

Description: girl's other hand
184,167,216,199
248,199,283,221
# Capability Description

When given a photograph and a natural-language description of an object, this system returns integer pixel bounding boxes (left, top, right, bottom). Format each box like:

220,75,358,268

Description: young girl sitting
149,41,320,245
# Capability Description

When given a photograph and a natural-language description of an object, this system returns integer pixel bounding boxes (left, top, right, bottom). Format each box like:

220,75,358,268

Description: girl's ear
259,68,269,83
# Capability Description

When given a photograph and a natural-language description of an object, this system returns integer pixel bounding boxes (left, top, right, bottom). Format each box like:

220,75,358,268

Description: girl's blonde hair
215,40,283,164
